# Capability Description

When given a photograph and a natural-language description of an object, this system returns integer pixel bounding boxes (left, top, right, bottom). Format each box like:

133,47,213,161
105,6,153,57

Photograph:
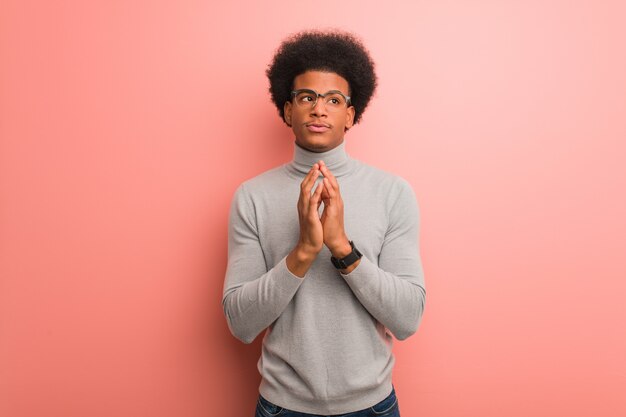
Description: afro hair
266,29,377,125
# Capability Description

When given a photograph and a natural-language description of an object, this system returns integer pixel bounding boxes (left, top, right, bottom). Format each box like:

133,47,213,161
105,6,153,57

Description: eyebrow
297,89,348,95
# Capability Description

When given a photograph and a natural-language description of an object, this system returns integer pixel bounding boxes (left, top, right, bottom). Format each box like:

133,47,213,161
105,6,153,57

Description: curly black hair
266,29,377,125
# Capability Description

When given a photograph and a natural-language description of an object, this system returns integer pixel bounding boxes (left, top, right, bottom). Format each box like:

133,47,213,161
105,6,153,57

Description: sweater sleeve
222,183,305,344
341,179,426,340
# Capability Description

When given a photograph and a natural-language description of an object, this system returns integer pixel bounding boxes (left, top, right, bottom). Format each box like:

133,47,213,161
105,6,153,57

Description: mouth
305,122,331,133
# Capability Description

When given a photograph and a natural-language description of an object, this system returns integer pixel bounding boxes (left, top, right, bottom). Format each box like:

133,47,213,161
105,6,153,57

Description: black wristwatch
331,241,363,270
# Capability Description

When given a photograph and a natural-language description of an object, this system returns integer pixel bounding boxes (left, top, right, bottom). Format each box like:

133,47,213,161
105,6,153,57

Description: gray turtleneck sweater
222,141,426,415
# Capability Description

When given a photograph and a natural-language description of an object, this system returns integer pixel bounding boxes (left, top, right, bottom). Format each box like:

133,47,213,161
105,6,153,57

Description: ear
284,101,293,127
344,105,355,132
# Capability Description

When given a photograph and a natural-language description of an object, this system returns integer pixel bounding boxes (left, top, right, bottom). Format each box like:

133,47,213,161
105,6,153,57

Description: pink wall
1,1,625,416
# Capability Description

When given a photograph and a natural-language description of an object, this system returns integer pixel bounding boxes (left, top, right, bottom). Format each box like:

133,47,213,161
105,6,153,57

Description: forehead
293,70,349,94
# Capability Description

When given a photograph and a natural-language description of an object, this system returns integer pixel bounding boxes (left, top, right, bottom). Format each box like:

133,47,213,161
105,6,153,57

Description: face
283,70,355,153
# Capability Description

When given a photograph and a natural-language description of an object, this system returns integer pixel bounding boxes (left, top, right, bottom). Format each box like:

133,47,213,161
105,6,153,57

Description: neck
289,141,354,177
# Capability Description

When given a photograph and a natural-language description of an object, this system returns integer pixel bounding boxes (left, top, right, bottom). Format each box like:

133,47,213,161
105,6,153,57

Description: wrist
328,237,352,258
295,242,320,262
330,240,363,271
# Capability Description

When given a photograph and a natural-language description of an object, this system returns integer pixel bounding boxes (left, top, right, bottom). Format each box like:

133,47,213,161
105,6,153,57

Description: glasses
291,89,351,111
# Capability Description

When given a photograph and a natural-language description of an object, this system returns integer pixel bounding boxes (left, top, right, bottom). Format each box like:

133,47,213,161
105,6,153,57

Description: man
222,30,426,417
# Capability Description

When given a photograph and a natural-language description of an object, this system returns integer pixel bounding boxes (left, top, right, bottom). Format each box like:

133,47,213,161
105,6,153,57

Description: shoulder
350,158,416,199
229,164,290,222
348,159,419,226
233,164,291,199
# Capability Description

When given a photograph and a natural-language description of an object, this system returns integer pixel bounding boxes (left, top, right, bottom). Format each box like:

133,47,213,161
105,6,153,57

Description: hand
318,161,352,258
295,163,325,257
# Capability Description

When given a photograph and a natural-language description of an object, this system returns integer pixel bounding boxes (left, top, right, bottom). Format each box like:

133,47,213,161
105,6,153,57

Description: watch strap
331,241,363,269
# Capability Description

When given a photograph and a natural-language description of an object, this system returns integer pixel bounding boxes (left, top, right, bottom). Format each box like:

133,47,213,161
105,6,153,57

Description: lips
306,122,330,133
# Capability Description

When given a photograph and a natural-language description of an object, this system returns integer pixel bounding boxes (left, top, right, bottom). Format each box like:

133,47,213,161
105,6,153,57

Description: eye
296,93,316,103
325,94,344,106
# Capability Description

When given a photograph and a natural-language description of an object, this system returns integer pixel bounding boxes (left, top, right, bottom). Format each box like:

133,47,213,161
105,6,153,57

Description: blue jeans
255,386,400,417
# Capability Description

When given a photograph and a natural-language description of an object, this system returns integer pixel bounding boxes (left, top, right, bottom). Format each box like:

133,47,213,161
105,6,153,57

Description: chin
296,135,342,153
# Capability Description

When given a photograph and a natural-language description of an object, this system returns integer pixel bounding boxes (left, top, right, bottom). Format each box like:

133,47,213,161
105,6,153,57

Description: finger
310,180,324,208
323,177,337,200
319,161,340,191
298,165,319,211
302,163,320,188
300,167,320,200
320,180,331,200
308,182,324,218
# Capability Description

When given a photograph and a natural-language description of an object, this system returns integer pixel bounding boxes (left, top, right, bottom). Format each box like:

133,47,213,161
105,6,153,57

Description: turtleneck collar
288,141,355,178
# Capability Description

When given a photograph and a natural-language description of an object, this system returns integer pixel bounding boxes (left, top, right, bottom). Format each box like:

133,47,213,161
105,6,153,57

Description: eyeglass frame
290,89,352,109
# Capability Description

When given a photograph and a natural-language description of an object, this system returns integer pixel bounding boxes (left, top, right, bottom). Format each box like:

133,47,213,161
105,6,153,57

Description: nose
310,97,328,117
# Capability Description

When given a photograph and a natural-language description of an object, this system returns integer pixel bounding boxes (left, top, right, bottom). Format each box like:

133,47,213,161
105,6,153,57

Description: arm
222,184,304,344
324,170,426,341
222,166,326,344
318,162,426,340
